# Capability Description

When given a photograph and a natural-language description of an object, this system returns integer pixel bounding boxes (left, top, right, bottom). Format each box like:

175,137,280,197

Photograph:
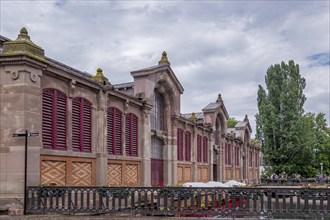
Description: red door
151,159,164,186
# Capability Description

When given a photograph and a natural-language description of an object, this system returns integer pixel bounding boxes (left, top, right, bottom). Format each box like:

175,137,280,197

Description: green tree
311,113,330,176
256,60,308,176
227,117,238,128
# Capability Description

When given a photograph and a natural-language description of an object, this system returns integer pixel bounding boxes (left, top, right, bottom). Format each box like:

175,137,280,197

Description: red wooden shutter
107,108,114,154
197,135,202,162
132,114,138,156
107,107,122,155
185,131,191,161
72,98,80,151
177,129,183,161
125,113,139,157
203,137,208,163
42,89,67,150
115,109,122,155
42,89,53,149
82,99,92,152
56,91,67,150
125,114,130,155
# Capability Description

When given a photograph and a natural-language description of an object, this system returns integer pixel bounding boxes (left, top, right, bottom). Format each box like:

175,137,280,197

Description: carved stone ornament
124,100,129,114
30,72,37,82
6,71,18,80
69,80,76,97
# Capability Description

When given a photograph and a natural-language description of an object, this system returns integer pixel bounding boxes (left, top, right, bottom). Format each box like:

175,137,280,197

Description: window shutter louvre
203,137,208,163
82,99,92,152
42,89,67,150
132,114,138,156
125,113,138,157
185,131,191,161
125,114,130,155
56,92,67,150
177,129,183,161
197,135,202,162
107,108,114,154
72,98,80,151
115,110,122,155
42,90,53,149
107,107,122,155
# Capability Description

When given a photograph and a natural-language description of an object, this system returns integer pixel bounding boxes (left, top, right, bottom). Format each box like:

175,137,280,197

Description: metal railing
261,178,330,186
27,186,330,218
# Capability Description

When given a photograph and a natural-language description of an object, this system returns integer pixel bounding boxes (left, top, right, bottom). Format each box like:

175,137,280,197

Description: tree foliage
256,61,330,177
227,117,238,128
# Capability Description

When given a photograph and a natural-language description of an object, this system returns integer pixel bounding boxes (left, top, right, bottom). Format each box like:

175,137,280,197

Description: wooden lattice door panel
235,168,241,179
107,160,140,186
225,168,231,180
197,166,208,182
41,160,66,185
177,166,183,183
72,162,92,186
249,169,253,179
125,164,138,185
40,156,96,186
177,165,192,183
107,163,122,186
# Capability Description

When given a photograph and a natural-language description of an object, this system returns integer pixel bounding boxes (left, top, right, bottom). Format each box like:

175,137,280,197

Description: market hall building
0,28,260,203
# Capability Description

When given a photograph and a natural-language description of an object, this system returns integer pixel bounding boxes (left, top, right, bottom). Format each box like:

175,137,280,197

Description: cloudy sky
1,0,329,135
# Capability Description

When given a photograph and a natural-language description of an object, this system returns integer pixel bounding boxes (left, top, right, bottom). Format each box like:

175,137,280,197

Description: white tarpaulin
224,180,246,187
206,181,229,188
182,182,209,187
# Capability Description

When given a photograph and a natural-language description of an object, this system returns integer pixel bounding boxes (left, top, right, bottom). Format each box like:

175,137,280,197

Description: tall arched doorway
150,89,165,186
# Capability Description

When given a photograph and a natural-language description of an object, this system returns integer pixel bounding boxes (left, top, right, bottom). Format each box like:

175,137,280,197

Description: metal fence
27,186,330,218
261,178,330,186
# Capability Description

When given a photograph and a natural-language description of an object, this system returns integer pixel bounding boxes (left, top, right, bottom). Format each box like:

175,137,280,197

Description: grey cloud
2,0,329,135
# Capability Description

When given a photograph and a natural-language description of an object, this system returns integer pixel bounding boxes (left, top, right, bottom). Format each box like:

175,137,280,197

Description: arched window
107,107,122,155
42,88,67,150
125,113,138,156
151,136,163,159
150,90,164,131
72,97,92,152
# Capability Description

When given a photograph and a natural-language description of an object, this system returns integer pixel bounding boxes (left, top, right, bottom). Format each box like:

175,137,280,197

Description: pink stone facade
0,28,260,205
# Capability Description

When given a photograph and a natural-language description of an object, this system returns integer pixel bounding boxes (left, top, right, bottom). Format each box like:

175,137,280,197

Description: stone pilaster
95,89,108,186
1,28,47,203
141,107,151,186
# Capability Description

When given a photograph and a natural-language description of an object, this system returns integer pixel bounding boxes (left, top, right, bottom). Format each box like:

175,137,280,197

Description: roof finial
92,68,109,85
216,93,222,103
1,27,45,61
20,27,28,35
158,51,170,65
244,114,248,121
191,112,197,123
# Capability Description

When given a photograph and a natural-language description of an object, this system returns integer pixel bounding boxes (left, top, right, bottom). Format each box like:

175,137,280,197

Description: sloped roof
181,112,204,124
114,82,134,90
202,102,222,111
235,118,252,133
131,62,184,94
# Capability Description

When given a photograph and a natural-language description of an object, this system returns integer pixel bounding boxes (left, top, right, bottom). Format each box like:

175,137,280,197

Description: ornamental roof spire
216,93,223,103
158,51,170,65
1,27,46,61
92,68,109,85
